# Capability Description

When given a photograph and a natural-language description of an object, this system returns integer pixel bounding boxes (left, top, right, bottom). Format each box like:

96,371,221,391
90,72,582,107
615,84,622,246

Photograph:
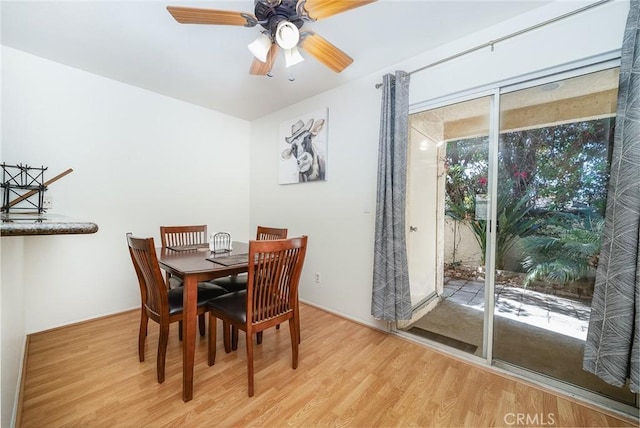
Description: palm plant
520,213,603,286
447,189,537,270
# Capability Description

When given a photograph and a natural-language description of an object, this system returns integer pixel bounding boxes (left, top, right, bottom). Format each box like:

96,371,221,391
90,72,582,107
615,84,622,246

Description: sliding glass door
405,96,491,356
492,67,635,405
404,63,637,408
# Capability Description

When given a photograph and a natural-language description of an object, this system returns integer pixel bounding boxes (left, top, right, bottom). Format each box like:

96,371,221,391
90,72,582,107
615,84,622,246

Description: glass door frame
407,88,497,364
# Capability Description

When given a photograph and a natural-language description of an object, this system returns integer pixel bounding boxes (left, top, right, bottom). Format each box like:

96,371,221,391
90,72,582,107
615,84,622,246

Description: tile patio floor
442,278,592,340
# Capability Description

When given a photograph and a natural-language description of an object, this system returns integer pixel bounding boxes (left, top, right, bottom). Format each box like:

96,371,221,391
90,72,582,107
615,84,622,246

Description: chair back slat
246,236,307,326
160,225,207,247
127,234,169,318
256,226,288,241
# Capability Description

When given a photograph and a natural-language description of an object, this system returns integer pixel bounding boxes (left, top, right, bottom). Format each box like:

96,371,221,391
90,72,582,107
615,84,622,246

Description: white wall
248,0,628,328
444,217,483,267
1,46,251,426
1,237,25,428
250,76,385,329
408,0,627,105
2,46,252,332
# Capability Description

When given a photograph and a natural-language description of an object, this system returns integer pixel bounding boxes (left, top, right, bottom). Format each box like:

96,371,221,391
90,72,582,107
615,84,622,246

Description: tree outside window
445,118,614,285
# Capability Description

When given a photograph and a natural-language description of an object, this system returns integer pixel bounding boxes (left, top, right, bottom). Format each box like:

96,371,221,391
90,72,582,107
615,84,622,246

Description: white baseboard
12,335,28,428
299,298,390,333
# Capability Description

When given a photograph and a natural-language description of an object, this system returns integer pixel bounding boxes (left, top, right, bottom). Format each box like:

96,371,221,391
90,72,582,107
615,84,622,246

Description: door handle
410,226,418,232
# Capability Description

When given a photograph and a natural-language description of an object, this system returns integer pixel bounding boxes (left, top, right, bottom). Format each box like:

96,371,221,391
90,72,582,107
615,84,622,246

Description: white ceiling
2,0,552,121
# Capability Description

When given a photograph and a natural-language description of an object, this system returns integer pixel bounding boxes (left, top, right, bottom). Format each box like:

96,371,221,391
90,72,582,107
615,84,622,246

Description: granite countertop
1,213,99,236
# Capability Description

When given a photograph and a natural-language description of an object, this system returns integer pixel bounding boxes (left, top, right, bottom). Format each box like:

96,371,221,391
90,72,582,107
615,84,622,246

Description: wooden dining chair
127,233,229,383
160,225,214,338
208,226,289,347
209,226,288,292
160,225,208,289
206,235,308,397
160,224,208,247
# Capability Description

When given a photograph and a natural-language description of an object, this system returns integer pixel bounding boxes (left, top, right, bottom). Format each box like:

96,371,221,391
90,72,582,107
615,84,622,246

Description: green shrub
520,212,603,286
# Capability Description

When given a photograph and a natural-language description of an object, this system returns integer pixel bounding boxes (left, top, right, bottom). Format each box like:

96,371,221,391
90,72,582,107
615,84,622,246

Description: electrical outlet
315,272,321,283
43,196,53,209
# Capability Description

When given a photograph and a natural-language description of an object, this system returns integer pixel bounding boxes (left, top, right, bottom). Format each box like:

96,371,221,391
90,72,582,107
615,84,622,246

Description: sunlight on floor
443,279,590,341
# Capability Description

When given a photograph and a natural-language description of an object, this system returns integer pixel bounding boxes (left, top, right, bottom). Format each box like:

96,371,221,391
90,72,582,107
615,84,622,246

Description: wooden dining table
158,241,249,402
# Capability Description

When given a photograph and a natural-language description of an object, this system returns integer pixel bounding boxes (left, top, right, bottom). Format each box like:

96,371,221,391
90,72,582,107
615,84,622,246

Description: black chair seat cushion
206,290,247,324
170,276,229,290
167,283,229,315
208,274,248,292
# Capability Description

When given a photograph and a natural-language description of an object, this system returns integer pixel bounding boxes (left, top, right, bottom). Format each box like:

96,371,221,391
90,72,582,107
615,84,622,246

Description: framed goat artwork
279,108,328,184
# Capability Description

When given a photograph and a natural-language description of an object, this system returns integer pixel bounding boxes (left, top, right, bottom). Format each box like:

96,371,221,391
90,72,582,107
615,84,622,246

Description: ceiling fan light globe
248,33,272,62
284,46,304,68
275,21,299,50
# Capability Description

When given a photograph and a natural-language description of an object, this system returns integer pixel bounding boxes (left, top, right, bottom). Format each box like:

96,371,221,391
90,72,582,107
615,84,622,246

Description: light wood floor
19,304,636,427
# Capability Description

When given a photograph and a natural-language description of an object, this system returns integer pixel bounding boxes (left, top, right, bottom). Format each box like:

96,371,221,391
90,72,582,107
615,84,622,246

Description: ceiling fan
167,0,376,77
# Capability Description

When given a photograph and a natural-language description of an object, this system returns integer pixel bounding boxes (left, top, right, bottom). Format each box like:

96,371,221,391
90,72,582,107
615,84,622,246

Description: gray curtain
371,71,412,321
583,0,640,393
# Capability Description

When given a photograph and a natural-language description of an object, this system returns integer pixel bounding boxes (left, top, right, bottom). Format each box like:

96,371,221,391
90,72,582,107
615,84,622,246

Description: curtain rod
374,0,612,89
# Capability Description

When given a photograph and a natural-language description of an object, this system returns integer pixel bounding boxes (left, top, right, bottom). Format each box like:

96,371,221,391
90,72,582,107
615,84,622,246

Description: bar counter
1,213,99,236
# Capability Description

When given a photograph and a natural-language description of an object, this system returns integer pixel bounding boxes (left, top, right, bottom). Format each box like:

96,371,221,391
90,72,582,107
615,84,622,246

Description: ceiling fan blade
250,44,280,75
300,31,353,73
167,6,257,27
301,0,376,20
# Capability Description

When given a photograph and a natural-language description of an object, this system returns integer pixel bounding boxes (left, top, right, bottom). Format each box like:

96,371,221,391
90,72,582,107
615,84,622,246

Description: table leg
182,275,197,402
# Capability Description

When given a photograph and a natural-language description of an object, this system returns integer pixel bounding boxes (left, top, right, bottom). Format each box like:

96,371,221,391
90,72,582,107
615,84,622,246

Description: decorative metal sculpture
1,163,48,214
1,164,73,215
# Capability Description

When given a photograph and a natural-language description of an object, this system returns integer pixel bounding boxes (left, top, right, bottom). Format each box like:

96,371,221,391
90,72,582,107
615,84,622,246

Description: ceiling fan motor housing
255,0,304,39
